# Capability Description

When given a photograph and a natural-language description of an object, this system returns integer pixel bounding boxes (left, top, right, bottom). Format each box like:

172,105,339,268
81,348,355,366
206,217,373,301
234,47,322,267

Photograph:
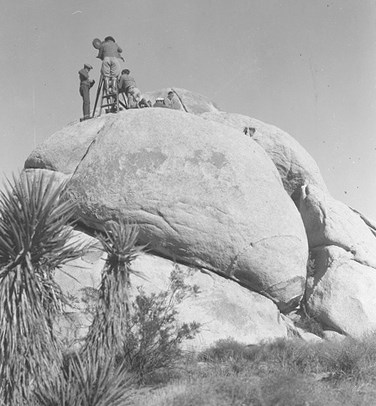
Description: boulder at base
299,185,376,268
201,111,328,199
66,108,308,309
55,232,291,350
306,245,376,337
130,254,291,350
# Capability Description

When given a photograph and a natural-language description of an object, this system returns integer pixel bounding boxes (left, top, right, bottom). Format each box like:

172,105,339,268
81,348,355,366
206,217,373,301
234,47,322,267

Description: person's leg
133,87,142,104
81,85,90,118
109,57,121,78
101,58,111,91
127,87,140,104
101,58,111,76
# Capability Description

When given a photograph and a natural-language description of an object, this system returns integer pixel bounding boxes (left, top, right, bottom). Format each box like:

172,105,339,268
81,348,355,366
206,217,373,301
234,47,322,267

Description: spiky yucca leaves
0,172,90,405
34,351,135,406
83,221,145,359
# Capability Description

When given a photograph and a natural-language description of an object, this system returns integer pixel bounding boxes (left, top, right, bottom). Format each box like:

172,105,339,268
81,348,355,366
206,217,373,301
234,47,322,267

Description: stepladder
92,75,129,118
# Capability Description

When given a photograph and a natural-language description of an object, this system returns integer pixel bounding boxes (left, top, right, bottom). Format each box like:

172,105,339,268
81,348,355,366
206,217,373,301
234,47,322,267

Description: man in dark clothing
118,69,141,107
78,64,95,121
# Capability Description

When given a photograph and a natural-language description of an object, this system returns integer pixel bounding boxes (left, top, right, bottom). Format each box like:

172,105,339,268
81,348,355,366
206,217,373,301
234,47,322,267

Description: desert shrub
205,335,376,382
294,305,324,338
81,219,200,384
306,252,316,278
198,338,253,363
118,266,200,384
0,172,91,405
256,339,315,372
314,336,376,382
257,336,376,382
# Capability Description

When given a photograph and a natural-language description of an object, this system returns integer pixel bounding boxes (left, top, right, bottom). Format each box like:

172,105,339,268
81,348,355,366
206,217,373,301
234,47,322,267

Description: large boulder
55,232,292,350
299,184,376,337
25,115,110,174
350,207,376,238
306,245,376,337
201,111,328,199
131,255,292,349
63,108,308,309
143,87,220,115
299,185,376,268
24,88,219,175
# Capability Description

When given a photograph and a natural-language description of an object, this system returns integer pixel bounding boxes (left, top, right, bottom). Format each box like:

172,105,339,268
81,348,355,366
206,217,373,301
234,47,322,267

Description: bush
316,337,376,382
198,338,253,363
80,219,200,385
117,266,200,384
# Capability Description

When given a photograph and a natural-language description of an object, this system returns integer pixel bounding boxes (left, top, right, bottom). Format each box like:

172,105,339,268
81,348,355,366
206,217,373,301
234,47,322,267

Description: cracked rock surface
28,108,308,310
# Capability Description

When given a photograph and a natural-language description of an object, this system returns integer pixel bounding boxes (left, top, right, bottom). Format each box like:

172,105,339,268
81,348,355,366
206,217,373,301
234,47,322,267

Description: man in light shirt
164,90,181,110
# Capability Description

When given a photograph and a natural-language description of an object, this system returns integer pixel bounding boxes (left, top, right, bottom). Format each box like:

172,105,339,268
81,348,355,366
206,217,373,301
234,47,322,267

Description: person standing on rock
78,63,95,121
96,36,124,91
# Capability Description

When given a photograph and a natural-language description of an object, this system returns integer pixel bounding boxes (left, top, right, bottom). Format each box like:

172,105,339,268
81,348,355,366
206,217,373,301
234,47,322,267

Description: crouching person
118,69,142,108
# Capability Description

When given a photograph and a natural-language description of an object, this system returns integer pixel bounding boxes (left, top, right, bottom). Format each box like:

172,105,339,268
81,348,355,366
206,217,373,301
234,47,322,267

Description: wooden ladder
92,75,129,118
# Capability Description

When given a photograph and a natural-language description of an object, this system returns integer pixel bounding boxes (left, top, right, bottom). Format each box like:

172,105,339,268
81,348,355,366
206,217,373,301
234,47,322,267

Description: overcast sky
1,0,376,218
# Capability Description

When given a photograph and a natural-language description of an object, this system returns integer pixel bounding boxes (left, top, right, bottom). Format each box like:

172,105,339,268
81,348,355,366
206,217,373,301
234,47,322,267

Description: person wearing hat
164,90,181,110
96,36,124,91
78,63,95,121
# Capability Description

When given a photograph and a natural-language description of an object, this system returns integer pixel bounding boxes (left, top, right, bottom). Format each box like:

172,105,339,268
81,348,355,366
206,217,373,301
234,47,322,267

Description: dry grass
130,336,376,406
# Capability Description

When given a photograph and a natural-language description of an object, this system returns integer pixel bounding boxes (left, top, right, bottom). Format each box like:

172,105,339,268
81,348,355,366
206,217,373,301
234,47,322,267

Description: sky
1,0,376,218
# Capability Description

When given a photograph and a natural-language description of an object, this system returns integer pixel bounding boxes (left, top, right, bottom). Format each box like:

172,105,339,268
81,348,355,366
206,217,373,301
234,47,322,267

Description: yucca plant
33,350,135,406
0,171,91,405
83,220,145,359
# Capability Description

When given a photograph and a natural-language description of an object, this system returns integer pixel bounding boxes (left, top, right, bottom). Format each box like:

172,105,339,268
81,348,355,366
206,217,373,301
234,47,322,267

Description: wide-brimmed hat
84,63,93,70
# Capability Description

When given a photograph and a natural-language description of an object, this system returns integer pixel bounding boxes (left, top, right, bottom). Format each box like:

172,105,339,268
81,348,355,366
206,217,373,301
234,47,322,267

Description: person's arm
117,44,124,61
97,46,103,60
118,77,124,92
